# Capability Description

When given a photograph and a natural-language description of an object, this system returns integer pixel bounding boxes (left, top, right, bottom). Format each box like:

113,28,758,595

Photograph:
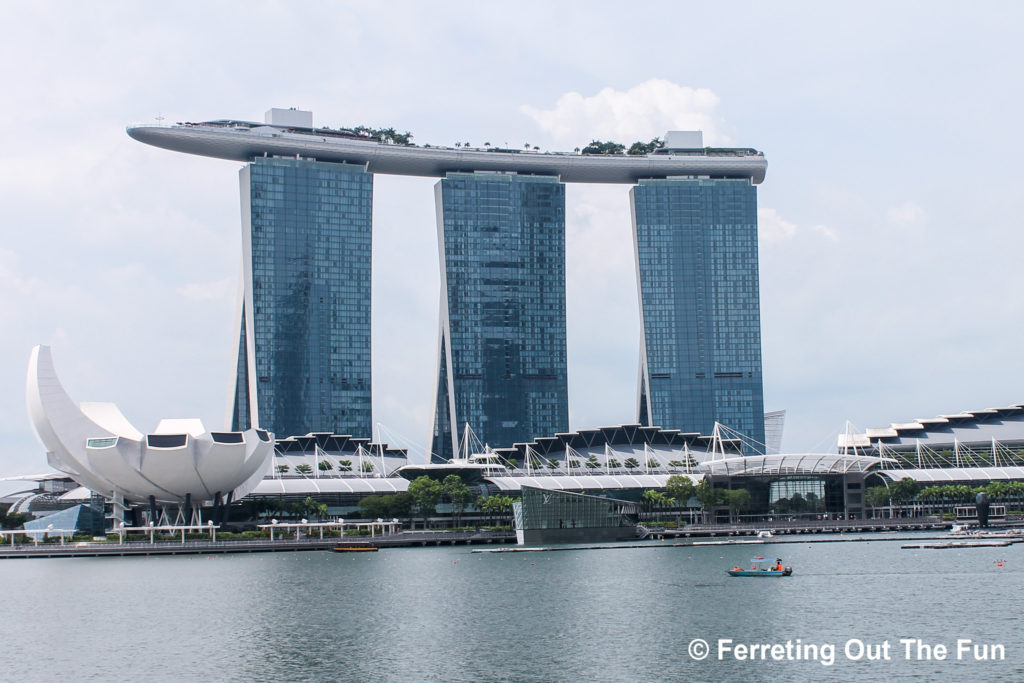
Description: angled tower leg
632,178,766,450
431,172,569,459
236,158,374,438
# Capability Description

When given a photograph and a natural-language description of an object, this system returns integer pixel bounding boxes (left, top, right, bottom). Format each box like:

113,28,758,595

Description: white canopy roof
485,473,703,492
252,477,409,495
700,453,892,477
875,467,1024,483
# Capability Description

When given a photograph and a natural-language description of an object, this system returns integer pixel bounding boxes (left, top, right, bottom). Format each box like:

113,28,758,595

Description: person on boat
774,559,783,571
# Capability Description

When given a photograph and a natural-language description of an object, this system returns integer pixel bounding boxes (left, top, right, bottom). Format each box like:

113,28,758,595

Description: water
3,535,1022,682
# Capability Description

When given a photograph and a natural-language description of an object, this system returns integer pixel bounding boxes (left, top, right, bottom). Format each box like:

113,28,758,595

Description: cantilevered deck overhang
127,124,767,184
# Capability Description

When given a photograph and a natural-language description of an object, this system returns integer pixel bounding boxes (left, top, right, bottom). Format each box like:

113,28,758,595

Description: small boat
331,544,378,552
727,557,792,577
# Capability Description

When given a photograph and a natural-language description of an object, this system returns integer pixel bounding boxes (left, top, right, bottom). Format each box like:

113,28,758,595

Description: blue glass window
632,178,766,450
233,158,373,439
431,173,568,460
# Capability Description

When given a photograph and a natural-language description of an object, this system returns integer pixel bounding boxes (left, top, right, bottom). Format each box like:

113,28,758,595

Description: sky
2,1,1024,488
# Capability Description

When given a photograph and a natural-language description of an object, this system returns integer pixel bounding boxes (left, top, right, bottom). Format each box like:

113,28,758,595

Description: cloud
758,208,839,245
811,224,840,243
564,185,640,430
886,201,927,228
178,277,235,302
758,208,797,245
521,79,728,147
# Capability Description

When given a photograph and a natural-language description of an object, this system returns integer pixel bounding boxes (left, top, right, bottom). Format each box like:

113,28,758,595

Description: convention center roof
873,466,1024,483
700,453,893,477
486,473,703,492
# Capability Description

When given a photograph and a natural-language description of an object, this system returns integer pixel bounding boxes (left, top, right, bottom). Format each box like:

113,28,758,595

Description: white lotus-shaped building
26,345,273,506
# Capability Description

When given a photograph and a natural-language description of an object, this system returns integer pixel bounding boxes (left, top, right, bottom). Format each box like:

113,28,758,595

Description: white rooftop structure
252,477,408,496
486,473,702,493
128,116,766,185
26,345,274,506
874,466,1024,483
662,130,704,150
838,404,1024,451
701,453,894,477
265,107,312,128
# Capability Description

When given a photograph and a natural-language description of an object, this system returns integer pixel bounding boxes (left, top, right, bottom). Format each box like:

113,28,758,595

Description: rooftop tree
581,140,626,155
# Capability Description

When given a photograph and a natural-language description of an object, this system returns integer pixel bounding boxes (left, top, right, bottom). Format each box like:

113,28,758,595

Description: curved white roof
485,473,703,492
58,486,92,501
26,345,274,505
700,453,893,476
252,477,409,495
839,403,1024,449
128,124,767,185
875,467,1024,483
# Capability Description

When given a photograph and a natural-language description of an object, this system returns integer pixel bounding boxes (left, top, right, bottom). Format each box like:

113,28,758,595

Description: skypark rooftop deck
127,120,767,184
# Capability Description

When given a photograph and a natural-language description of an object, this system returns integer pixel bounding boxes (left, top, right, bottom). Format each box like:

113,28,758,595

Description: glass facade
232,157,372,439
431,173,568,461
513,486,639,544
22,503,105,537
632,178,765,450
516,486,639,531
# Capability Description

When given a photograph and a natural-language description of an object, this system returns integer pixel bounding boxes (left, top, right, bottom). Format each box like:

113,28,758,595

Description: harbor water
3,534,1021,682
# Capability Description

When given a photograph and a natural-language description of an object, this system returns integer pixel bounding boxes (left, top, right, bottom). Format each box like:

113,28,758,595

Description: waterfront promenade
0,529,517,559
2,518,995,559
651,517,953,539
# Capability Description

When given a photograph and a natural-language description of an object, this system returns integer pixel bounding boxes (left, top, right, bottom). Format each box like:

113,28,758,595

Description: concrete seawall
0,530,517,559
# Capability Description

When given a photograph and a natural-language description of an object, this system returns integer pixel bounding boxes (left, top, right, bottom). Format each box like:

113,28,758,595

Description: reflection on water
2,536,1022,682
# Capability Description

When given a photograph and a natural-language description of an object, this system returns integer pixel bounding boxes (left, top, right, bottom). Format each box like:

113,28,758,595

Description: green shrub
241,530,269,539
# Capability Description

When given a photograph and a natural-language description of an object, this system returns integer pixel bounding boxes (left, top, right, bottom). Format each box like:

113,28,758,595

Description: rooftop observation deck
127,120,767,184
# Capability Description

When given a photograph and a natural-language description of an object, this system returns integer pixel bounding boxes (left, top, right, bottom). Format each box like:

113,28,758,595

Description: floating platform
902,540,1017,549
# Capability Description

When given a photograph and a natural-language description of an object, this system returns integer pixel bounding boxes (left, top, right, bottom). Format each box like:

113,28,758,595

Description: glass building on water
232,156,373,439
632,176,765,449
513,486,640,545
430,173,569,461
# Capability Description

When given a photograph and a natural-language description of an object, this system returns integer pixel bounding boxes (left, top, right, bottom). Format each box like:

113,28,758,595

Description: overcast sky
2,1,1023,488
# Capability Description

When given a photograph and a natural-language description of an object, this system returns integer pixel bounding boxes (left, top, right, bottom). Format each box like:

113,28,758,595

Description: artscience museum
26,345,274,526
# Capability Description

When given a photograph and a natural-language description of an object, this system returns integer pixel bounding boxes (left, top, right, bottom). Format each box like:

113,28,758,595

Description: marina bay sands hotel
128,108,768,460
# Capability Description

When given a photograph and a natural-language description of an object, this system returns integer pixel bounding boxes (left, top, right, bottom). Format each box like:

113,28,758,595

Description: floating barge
902,540,1017,549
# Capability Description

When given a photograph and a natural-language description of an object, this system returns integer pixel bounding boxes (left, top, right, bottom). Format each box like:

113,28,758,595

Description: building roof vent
265,108,313,129
663,130,704,150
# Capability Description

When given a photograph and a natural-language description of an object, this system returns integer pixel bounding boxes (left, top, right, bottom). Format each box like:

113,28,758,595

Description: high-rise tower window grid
233,157,373,439
431,173,569,461
633,178,765,450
